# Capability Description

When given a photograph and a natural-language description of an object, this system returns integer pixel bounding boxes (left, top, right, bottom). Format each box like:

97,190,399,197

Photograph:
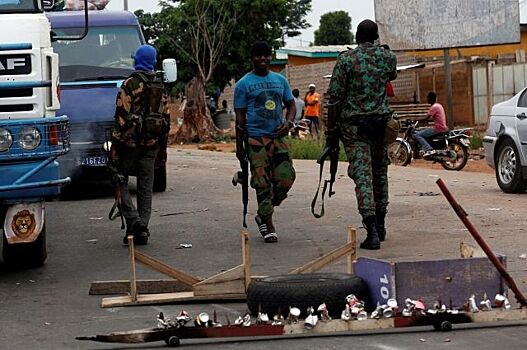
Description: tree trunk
174,77,221,143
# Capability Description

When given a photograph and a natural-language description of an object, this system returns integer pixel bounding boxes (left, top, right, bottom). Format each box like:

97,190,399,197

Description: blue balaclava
134,44,157,72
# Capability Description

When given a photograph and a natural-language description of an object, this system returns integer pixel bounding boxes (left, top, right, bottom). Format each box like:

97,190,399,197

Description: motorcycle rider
415,91,449,158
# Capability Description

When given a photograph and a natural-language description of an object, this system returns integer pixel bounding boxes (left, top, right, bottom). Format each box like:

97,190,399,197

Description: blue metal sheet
354,257,395,309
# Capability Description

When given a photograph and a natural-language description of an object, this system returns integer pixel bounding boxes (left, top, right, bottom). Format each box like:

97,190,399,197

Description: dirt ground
171,142,494,174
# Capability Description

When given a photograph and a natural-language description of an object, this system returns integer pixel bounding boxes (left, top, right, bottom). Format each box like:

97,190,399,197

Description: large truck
0,0,88,267
46,9,169,192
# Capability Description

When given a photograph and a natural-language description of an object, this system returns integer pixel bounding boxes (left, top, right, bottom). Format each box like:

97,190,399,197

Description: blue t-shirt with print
233,71,294,137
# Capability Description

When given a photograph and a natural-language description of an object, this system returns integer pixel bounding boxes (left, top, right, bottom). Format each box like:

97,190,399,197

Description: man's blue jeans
415,128,438,151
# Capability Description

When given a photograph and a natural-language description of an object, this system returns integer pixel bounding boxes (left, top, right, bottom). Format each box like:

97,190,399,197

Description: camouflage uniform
110,73,169,231
327,43,397,218
247,136,296,217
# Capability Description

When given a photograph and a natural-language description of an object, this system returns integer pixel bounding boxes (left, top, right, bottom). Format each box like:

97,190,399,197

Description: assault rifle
311,100,341,218
232,126,249,228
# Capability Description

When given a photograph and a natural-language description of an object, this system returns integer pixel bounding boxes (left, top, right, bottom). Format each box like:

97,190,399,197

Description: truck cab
0,0,79,267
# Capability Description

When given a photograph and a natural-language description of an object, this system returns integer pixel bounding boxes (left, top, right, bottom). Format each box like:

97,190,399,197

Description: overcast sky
107,0,526,47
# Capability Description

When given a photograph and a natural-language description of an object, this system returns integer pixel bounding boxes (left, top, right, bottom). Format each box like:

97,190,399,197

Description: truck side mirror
162,59,177,83
41,0,55,11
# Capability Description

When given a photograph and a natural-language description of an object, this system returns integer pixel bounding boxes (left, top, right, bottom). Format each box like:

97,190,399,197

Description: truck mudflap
3,202,44,244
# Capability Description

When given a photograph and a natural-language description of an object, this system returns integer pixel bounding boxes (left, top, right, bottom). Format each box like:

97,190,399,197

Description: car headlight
0,128,13,152
19,127,41,151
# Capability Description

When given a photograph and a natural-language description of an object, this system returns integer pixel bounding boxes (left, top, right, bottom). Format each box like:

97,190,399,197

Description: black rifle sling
311,159,329,218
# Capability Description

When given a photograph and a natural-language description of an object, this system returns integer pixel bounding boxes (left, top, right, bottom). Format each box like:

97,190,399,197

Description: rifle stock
233,126,249,228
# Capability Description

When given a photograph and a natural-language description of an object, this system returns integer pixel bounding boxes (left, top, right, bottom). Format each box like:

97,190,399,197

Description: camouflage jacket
111,72,170,148
327,43,397,123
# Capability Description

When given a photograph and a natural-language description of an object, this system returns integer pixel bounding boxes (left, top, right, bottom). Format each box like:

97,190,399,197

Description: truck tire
153,165,167,193
247,273,369,318
3,224,47,268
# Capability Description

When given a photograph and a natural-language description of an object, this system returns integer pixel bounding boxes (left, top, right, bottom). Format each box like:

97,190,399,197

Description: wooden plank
194,279,246,296
128,236,137,302
193,265,245,296
134,251,201,287
470,309,527,322
283,318,394,335
289,241,356,274
347,226,356,274
101,291,246,308
242,230,251,290
89,280,192,295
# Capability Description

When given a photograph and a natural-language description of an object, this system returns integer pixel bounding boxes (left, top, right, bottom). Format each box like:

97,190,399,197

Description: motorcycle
387,120,472,171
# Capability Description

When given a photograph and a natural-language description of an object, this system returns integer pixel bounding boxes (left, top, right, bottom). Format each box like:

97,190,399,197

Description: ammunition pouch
384,114,400,144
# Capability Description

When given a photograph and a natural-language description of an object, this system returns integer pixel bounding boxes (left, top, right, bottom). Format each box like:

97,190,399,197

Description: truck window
52,25,142,82
0,0,39,12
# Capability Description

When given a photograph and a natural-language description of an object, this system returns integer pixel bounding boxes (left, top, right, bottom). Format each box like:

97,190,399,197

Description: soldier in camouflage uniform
110,44,170,245
327,20,397,250
234,41,297,243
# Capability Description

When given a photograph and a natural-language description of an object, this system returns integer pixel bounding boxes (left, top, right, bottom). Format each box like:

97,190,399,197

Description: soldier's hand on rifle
276,121,293,138
110,143,119,161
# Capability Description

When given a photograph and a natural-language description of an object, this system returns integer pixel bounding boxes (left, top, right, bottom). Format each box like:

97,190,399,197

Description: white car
483,88,527,193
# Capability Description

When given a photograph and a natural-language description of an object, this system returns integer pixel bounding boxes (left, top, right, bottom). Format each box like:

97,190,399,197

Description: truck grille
0,104,33,112
0,88,32,98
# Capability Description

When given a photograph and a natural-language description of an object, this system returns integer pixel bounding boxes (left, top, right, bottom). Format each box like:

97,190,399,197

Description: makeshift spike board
77,309,527,347
98,226,357,308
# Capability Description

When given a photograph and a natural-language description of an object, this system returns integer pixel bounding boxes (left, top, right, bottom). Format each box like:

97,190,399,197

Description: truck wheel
247,273,369,318
153,165,167,193
495,139,527,193
3,224,47,268
165,336,180,347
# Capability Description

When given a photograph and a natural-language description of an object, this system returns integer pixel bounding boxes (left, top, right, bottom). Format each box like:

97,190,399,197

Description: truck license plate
81,156,108,166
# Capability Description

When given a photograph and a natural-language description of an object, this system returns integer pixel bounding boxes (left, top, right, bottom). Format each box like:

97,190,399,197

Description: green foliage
314,11,354,45
288,137,346,161
136,0,312,96
469,130,483,149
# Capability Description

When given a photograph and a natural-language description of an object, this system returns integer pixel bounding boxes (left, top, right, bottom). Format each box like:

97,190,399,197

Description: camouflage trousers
340,122,389,218
247,136,296,217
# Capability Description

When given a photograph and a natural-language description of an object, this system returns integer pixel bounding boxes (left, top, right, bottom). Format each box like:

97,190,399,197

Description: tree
314,11,354,46
136,0,312,143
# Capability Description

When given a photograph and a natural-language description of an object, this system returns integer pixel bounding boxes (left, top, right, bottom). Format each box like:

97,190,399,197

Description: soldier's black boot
360,215,381,250
376,209,387,242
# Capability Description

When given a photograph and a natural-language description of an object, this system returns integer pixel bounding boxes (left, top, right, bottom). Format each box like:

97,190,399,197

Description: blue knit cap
134,44,157,72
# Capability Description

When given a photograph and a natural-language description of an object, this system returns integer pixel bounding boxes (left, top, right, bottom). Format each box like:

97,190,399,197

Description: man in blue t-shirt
234,41,296,243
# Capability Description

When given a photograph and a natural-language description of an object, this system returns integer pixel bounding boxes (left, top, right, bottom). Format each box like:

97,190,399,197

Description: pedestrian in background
109,44,170,245
304,83,320,137
327,19,397,250
234,41,297,243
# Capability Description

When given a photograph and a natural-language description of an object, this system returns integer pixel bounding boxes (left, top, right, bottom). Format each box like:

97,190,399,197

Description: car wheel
3,224,47,268
495,138,527,193
153,165,167,193
247,273,369,318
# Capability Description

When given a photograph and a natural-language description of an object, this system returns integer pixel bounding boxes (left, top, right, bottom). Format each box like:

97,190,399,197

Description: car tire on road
247,273,369,318
495,138,527,193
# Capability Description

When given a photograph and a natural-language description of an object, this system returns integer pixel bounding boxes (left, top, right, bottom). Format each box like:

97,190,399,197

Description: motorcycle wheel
441,141,468,171
388,140,411,166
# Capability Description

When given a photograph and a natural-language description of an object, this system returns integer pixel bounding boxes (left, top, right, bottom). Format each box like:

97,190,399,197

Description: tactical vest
131,71,169,145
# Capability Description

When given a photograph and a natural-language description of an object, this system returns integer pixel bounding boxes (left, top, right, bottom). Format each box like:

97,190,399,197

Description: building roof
277,45,355,58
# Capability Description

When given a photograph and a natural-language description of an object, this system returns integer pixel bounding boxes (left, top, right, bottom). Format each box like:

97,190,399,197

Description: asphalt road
1,148,527,349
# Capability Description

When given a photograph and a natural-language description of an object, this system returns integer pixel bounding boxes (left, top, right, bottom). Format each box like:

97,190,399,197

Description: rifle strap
311,160,328,218
108,200,126,230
